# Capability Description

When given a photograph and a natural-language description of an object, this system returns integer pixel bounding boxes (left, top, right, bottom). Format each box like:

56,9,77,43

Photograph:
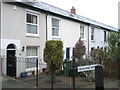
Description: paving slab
1,75,36,88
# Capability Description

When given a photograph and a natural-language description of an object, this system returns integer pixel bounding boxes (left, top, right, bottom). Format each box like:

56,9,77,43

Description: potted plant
20,72,27,77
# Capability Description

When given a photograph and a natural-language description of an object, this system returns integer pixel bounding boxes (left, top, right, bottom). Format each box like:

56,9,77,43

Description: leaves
74,38,86,60
107,32,119,62
90,48,104,64
44,40,64,71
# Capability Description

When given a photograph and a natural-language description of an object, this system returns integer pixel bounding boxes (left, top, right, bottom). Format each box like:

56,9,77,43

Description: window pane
91,28,94,40
104,31,107,41
91,28,94,34
27,14,32,23
52,28,59,36
27,24,37,34
26,58,37,68
91,35,94,40
80,33,84,38
26,47,37,56
26,47,38,69
32,15,37,24
31,25,37,34
80,26,84,39
80,26,84,33
27,14,37,24
52,28,56,36
27,24,31,33
56,29,59,36
52,18,59,27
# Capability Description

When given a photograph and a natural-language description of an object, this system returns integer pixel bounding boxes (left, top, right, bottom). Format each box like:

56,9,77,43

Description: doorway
6,44,16,77
66,48,70,60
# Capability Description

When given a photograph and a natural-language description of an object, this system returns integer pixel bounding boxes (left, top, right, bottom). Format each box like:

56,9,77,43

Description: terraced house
0,0,118,77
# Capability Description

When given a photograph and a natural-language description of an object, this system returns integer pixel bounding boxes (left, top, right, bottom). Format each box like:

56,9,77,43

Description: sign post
95,65,104,90
77,64,104,90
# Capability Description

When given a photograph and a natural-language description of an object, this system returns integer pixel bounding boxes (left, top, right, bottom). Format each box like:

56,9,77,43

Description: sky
37,0,119,28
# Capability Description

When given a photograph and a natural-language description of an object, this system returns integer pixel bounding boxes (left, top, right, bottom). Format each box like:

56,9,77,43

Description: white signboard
78,64,100,72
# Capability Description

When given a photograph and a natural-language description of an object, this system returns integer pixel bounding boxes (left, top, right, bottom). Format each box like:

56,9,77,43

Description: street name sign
77,64,100,72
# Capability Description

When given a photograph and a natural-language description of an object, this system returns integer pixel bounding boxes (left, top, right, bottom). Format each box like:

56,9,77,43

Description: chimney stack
71,6,76,14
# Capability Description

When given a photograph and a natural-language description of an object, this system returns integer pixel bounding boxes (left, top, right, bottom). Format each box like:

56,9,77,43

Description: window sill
104,41,107,43
52,36,61,40
81,39,86,42
26,67,37,72
91,40,95,43
26,34,40,38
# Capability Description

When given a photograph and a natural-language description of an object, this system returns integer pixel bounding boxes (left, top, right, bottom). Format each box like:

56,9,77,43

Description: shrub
44,40,64,72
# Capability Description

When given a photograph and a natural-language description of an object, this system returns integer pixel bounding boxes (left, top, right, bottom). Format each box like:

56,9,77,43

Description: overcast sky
38,0,119,28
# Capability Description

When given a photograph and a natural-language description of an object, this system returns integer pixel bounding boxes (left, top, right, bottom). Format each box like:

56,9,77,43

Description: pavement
0,74,2,90
0,74,120,90
1,74,36,88
84,79,120,89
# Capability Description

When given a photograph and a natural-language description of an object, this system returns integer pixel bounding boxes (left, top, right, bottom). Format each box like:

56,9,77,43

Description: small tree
73,38,86,66
107,32,119,62
44,40,64,72
74,38,86,59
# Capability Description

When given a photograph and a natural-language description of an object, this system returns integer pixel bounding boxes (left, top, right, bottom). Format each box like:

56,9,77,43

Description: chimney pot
71,6,76,14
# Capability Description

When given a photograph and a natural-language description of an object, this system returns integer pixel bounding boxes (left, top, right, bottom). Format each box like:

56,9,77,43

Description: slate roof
9,0,118,31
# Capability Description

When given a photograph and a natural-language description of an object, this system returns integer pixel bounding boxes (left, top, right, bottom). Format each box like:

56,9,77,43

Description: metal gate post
36,58,39,87
0,58,2,75
72,59,75,90
51,60,53,90
15,57,17,79
72,47,75,89
95,65,104,90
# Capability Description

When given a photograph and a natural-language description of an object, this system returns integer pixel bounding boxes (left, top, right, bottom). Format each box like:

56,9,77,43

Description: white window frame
80,25,84,39
26,11,39,37
26,46,39,71
51,18,60,37
91,27,95,41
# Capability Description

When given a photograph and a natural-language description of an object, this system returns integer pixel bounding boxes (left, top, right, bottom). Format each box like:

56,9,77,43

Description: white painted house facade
0,0,118,77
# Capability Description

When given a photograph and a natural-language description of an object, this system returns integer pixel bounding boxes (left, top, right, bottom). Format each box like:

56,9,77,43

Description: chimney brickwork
71,6,76,14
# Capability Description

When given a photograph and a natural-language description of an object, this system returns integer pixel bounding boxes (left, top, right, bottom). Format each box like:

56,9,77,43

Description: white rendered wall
47,15,108,60
47,15,89,60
